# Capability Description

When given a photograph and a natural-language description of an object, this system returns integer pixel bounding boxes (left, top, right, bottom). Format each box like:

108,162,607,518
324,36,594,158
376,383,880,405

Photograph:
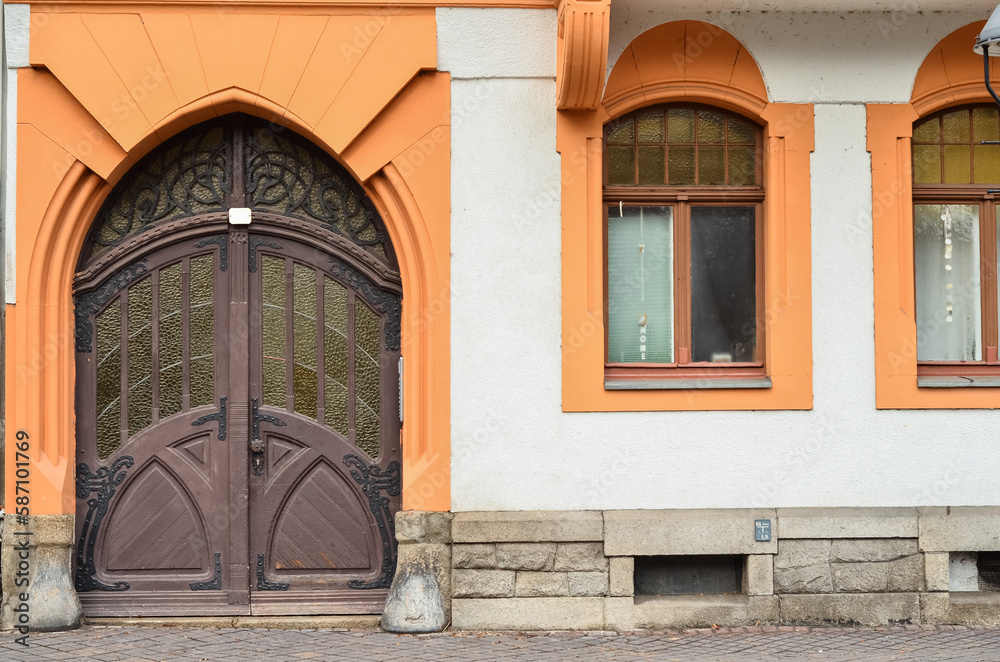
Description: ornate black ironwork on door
255,553,290,591
192,396,228,441
343,454,401,589
75,456,135,592
74,261,148,353
190,552,223,591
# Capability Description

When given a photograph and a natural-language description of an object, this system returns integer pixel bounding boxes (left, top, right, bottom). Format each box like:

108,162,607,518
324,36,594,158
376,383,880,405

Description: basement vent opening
634,555,744,596
977,552,1000,592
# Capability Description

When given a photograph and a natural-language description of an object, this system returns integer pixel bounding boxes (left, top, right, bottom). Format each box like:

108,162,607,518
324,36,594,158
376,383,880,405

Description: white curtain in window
914,204,981,361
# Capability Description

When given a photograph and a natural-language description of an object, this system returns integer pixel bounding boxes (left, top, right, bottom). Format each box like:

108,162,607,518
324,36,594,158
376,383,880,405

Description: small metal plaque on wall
755,519,771,542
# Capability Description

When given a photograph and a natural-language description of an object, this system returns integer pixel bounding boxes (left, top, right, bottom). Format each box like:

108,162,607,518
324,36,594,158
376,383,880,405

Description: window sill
917,375,1000,388
604,377,772,390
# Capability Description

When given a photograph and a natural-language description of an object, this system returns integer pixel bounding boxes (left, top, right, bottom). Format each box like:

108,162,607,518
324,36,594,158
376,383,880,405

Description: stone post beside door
381,511,453,633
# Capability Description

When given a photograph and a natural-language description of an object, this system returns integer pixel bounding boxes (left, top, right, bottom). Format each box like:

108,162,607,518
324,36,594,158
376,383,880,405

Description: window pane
913,116,940,143
698,145,725,185
698,110,725,143
607,206,673,363
668,108,695,142
189,254,215,408
668,145,695,185
690,206,757,363
637,146,665,185
355,302,382,458
974,144,1000,184
943,145,971,184
158,263,183,419
637,109,665,142
96,299,122,459
728,145,756,186
728,116,756,143
607,146,635,186
942,110,970,142
913,145,941,184
973,106,1000,142
607,116,635,143
914,204,981,362
324,277,349,436
261,256,287,409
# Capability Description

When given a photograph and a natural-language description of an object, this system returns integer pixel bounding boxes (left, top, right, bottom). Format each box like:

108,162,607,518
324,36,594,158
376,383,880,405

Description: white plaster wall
440,10,1000,512
3,3,27,305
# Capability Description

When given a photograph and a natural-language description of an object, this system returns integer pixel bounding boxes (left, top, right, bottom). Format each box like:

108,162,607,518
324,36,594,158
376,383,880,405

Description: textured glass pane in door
914,204,982,361
127,278,153,436
189,255,215,408
690,206,757,363
324,278,349,436
96,299,122,459
261,256,287,409
355,302,381,458
159,263,183,418
293,264,318,419
607,206,673,363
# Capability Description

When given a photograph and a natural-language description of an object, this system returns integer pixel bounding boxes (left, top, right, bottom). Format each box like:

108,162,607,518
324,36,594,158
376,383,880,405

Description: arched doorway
72,115,402,616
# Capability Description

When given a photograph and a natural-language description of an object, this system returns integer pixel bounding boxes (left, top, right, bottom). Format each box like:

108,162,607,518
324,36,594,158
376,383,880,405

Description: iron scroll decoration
75,456,135,592
81,116,395,267
74,260,149,353
343,454,402,590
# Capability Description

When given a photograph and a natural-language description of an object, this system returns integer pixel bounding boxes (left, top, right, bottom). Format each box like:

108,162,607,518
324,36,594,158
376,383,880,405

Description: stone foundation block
452,569,515,598
452,597,605,630
452,544,497,569
496,543,556,571
554,543,608,571
395,511,453,544
777,508,918,539
630,595,779,629
1,514,83,632
924,552,950,592
603,597,636,630
746,555,774,596
887,554,924,592
775,539,831,569
922,592,1000,626
604,509,777,556
779,593,920,626
919,507,1000,552
452,511,603,543
568,572,608,597
515,571,568,597
830,539,918,562
832,562,889,593
774,565,833,594
609,557,634,597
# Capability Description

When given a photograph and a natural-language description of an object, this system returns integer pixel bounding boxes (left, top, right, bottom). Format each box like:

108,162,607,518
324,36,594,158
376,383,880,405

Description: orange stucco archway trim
7,8,450,514
869,21,1000,409
559,21,813,411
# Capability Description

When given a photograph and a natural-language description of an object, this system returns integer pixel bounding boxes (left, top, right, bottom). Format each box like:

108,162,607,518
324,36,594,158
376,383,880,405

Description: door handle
250,398,286,476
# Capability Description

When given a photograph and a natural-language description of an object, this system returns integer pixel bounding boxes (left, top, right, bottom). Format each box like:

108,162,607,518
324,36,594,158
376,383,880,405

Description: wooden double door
74,219,402,616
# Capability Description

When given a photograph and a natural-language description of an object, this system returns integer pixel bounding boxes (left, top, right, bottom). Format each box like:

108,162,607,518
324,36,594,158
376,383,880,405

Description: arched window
911,104,1000,372
603,104,764,378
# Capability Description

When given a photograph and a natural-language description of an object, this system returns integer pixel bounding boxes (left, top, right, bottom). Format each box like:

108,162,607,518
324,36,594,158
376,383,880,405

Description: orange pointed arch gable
869,20,1000,408
603,21,769,119
559,20,813,413
7,8,450,514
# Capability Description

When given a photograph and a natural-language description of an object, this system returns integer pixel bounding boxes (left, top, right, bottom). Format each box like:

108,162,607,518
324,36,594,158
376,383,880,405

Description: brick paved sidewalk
2,624,1000,662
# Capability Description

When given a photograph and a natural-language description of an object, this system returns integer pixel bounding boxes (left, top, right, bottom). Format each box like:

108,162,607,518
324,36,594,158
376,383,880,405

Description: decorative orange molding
13,0,557,8
556,0,610,110
559,21,813,411
7,9,451,513
870,21,1000,409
